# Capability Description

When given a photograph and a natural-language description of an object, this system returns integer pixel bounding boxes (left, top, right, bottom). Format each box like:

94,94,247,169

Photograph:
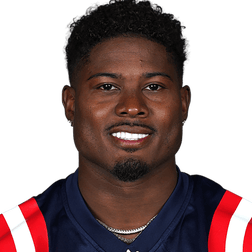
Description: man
0,0,251,251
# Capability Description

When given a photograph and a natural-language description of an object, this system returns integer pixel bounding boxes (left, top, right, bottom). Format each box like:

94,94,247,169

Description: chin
110,158,150,182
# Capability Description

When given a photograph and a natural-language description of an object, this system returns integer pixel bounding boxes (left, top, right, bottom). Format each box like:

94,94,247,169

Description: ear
62,85,75,124
180,85,191,122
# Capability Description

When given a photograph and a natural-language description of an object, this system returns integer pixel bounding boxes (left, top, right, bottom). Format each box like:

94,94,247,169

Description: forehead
78,36,179,84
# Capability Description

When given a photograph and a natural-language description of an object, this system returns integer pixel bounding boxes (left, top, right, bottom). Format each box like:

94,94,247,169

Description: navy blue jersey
1,168,252,252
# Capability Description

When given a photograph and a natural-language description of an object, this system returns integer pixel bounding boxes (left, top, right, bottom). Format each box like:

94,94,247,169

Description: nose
115,91,149,118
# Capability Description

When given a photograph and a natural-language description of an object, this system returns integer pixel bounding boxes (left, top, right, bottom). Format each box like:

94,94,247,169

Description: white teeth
112,132,149,140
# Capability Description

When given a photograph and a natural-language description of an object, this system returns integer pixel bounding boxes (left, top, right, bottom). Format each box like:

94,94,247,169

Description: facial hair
110,158,150,182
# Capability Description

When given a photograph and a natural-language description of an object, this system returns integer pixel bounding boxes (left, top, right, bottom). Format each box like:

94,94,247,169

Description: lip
109,125,154,135
111,133,152,148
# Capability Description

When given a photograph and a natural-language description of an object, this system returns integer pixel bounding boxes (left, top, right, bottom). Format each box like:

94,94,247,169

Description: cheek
74,100,112,147
73,104,96,150
153,98,183,148
154,99,182,129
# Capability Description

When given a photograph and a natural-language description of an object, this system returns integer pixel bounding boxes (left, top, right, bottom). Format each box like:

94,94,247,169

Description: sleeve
0,197,49,252
208,190,252,252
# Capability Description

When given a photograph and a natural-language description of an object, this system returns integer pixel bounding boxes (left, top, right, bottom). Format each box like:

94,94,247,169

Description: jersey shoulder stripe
0,214,16,252
208,190,252,252
0,198,49,252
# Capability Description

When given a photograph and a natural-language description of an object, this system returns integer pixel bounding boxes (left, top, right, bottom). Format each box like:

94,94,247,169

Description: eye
145,84,163,91
99,83,117,91
98,83,162,92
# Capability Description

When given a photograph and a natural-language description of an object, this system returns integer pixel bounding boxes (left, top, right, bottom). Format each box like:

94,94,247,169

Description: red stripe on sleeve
208,191,242,252
19,198,49,252
0,214,17,252
243,218,252,252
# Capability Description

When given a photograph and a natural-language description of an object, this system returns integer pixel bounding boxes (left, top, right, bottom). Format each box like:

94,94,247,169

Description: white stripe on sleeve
225,198,252,252
3,206,35,252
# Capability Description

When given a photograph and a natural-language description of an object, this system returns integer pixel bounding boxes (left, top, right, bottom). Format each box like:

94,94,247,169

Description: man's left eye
145,84,162,91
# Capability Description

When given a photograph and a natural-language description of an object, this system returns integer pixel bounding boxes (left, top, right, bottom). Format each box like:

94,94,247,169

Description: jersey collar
65,167,193,252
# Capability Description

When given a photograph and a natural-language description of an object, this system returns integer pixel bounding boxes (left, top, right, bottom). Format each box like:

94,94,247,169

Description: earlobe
62,85,75,123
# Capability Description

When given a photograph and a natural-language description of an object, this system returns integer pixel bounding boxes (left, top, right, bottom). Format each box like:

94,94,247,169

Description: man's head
65,0,187,86
63,0,190,183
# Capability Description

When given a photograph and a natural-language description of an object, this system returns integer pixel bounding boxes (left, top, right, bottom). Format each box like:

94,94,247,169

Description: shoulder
0,197,49,252
187,173,227,212
187,173,252,251
0,178,66,252
35,178,66,215
190,173,225,196
208,190,252,252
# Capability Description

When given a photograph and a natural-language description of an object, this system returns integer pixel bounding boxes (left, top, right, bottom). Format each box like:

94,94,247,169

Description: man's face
64,36,190,182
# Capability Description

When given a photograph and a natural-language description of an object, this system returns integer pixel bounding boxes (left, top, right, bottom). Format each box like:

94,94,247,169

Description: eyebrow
143,72,172,81
87,73,121,81
87,72,172,81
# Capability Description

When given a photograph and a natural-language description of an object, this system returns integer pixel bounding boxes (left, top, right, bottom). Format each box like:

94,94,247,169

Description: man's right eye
99,84,117,91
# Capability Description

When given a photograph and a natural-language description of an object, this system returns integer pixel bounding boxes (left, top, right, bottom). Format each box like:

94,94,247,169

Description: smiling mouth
111,132,152,148
111,132,149,141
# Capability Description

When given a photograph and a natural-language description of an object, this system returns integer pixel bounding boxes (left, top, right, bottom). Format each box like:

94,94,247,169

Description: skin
62,36,191,239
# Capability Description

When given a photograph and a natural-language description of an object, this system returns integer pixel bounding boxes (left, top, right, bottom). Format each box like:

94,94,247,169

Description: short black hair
65,0,187,85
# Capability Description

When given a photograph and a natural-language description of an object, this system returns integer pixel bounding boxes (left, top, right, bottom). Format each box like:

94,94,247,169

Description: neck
78,157,178,231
